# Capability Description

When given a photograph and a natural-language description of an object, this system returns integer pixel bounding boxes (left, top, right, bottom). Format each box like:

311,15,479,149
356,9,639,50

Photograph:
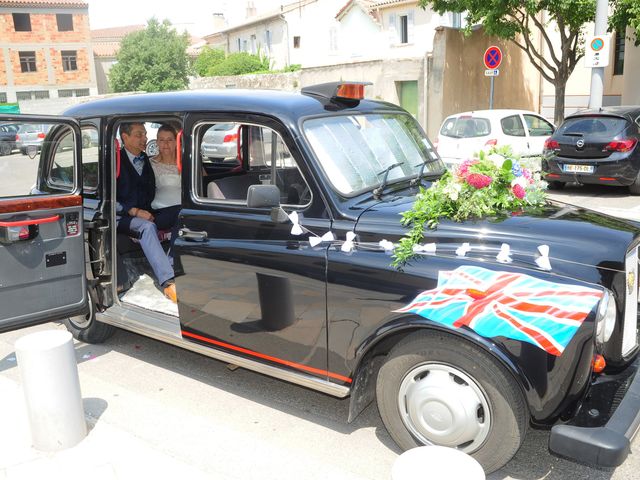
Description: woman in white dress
149,125,181,254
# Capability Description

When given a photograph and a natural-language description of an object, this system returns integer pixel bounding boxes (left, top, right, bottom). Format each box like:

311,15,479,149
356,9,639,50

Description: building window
19,51,37,73
293,36,301,48
59,88,89,98
265,30,272,55
61,50,78,71
250,34,257,54
12,13,31,32
399,15,408,43
16,91,50,101
329,26,338,53
0,93,7,103
56,13,73,31
237,38,241,52
614,31,625,76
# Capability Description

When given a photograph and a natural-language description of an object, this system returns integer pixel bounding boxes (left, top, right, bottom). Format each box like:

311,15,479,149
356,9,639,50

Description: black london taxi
1,83,639,473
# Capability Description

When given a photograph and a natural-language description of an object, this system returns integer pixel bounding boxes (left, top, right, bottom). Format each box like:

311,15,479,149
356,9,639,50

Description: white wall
621,28,640,105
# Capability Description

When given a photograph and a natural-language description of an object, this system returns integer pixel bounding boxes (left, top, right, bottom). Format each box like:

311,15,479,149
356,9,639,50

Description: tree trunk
553,82,566,126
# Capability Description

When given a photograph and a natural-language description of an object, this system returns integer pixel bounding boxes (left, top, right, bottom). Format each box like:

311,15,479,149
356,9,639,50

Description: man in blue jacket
116,122,177,302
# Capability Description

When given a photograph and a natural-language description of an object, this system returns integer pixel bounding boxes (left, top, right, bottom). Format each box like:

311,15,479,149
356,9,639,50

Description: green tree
418,0,597,125
109,18,190,93
193,46,225,76
611,0,640,44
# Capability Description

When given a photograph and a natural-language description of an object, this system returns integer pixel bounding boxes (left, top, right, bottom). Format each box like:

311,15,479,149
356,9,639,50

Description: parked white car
435,109,555,168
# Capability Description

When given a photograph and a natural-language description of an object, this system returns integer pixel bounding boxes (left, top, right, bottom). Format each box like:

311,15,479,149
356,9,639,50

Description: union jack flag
395,266,603,356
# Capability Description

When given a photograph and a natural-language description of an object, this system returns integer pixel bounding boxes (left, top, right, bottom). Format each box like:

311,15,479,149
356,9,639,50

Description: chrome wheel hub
398,363,491,453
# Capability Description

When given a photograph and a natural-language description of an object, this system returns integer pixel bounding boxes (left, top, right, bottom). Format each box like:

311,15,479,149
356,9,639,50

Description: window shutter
388,13,397,43
407,10,415,44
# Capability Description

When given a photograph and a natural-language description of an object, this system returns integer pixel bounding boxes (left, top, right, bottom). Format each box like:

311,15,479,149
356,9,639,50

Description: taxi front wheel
375,331,527,474
63,288,116,344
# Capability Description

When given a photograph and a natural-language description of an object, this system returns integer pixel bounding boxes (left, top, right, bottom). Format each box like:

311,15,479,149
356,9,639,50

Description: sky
87,0,284,37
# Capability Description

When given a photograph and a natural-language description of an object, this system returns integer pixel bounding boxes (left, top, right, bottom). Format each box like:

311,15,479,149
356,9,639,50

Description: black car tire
0,141,11,156
629,175,640,195
376,331,527,473
547,181,565,190
63,288,116,344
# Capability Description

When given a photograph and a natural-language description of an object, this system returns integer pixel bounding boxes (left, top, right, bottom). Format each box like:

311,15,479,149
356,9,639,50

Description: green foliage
109,18,190,93
611,0,640,45
207,52,270,76
193,46,226,76
392,147,547,267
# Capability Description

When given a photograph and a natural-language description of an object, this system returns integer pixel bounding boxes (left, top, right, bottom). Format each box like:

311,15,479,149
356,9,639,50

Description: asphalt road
2,153,640,478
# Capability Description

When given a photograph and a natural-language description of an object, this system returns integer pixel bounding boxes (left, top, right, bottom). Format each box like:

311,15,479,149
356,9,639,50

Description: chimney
246,1,257,18
212,13,226,32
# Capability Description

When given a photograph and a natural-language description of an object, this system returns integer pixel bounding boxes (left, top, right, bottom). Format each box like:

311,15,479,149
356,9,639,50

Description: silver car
201,123,239,161
16,123,51,155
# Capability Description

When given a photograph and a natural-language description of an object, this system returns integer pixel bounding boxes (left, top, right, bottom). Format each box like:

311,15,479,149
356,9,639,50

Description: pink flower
522,168,533,184
512,184,526,199
466,173,493,189
457,159,479,178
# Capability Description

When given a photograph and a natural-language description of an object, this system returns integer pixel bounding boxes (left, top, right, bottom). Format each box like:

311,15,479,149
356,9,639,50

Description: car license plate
562,164,594,174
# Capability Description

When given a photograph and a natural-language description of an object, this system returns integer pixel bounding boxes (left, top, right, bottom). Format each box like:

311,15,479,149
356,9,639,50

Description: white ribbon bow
535,244,552,270
456,242,471,257
288,211,304,236
309,231,335,247
496,243,512,263
413,243,437,254
379,239,395,252
341,231,357,253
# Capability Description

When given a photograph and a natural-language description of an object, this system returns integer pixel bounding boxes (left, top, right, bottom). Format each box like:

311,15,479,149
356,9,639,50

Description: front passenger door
0,116,86,333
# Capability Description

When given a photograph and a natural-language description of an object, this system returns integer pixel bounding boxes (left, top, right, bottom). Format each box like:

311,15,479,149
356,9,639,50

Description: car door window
198,122,310,207
501,115,526,137
80,125,99,191
48,129,77,191
523,114,554,136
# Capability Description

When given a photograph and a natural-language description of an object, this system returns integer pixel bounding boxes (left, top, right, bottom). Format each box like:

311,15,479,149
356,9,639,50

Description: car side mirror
270,206,289,224
247,184,280,209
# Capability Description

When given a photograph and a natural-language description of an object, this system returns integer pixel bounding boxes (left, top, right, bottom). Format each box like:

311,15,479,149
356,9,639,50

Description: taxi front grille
622,246,639,356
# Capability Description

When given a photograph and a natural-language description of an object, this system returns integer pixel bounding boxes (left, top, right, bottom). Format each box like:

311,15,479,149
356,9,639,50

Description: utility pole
588,0,608,108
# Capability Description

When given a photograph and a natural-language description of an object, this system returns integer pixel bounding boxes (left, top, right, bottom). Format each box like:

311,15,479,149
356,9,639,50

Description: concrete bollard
391,446,485,480
15,329,86,451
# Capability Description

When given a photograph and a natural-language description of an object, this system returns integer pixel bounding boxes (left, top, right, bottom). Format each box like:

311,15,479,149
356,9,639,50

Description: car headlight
596,290,617,344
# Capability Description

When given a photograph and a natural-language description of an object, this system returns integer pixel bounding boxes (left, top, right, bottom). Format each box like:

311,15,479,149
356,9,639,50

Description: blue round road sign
484,46,503,69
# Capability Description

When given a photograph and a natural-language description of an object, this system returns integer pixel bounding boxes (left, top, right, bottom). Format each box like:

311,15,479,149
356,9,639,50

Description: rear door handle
0,214,60,227
178,228,207,241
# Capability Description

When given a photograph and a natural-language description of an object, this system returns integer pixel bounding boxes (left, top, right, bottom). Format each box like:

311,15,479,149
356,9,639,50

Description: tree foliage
418,0,597,125
193,46,225,76
611,0,640,44
109,18,190,93
194,50,270,77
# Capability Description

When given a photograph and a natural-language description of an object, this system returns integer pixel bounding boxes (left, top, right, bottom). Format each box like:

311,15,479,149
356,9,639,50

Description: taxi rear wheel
63,288,116,344
547,181,565,190
376,331,527,473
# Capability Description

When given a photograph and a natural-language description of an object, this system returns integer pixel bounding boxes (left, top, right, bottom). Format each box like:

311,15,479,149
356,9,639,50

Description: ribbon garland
286,213,552,270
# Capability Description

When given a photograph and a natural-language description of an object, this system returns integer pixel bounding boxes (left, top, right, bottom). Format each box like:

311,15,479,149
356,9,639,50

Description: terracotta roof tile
90,25,145,42
0,0,87,7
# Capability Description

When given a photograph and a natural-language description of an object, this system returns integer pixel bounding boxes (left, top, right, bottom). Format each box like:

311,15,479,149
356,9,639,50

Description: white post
588,0,608,108
392,446,485,480
15,330,86,451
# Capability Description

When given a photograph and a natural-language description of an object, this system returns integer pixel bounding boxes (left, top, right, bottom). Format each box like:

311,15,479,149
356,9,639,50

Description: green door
398,81,418,118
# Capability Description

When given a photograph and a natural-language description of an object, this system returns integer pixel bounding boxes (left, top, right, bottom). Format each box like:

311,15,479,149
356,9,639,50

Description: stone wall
189,72,301,91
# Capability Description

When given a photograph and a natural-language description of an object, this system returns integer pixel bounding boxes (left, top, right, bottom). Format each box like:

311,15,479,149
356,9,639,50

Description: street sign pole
489,76,494,109
589,0,608,108
483,46,502,111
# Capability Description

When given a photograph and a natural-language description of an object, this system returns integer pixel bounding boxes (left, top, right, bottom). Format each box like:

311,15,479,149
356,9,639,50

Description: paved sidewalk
0,375,214,480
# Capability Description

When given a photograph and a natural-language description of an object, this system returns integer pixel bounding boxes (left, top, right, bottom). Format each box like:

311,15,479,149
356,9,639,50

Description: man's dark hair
120,122,144,141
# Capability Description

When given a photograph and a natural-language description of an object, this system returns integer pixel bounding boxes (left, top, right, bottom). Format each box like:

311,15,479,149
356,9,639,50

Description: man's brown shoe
163,283,177,303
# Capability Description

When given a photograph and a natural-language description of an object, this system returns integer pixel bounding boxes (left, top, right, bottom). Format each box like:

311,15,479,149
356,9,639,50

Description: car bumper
543,156,639,186
549,354,640,467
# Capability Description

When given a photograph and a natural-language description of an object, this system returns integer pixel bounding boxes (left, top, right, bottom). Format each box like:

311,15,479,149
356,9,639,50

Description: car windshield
440,116,491,138
303,113,443,195
558,116,629,137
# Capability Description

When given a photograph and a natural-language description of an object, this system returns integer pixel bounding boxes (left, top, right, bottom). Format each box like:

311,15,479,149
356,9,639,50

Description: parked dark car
1,85,640,474
0,123,18,155
542,106,640,193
